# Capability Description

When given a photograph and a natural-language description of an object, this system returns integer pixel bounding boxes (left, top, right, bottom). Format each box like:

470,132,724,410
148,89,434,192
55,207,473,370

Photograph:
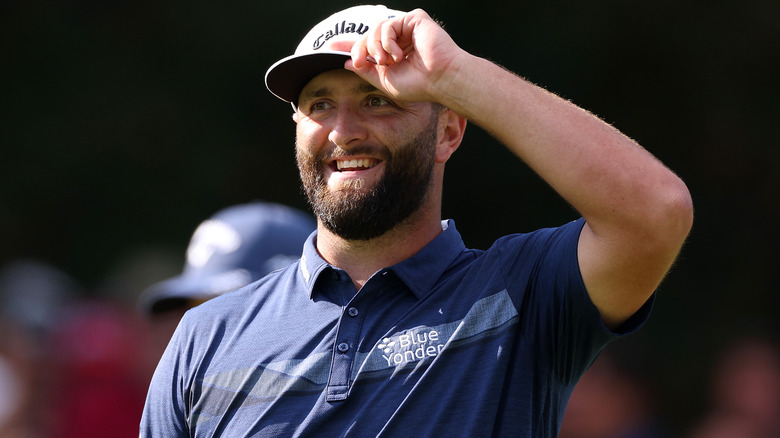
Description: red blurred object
48,301,149,438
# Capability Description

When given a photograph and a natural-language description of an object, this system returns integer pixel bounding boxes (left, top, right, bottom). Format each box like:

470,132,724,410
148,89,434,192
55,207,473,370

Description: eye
310,100,334,112
367,95,392,107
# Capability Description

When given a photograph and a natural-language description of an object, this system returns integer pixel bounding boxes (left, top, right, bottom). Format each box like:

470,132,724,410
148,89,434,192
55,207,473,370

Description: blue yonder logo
377,328,446,367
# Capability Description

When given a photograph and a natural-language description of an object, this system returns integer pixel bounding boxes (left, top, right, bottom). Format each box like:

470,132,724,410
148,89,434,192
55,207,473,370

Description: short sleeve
497,218,653,385
139,315,193,437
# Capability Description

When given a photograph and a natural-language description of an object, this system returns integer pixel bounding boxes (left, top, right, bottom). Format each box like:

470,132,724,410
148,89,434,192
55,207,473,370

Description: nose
327,105,368,149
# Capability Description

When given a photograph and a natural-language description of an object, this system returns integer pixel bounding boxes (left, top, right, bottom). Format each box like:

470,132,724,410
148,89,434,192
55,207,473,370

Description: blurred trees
1,0,778,432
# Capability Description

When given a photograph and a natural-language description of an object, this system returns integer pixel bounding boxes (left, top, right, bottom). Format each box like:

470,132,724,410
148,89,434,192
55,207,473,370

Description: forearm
434,53,690,239
434,53,692,326
351,7,691,245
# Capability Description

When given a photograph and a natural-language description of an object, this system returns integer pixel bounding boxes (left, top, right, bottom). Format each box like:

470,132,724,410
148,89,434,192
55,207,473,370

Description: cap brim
265,51,351,104
137,275,210,314
138,270,254,315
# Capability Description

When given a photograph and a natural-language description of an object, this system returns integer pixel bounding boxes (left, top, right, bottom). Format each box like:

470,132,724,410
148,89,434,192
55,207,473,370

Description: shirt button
347,307,359,317
337,342,350,353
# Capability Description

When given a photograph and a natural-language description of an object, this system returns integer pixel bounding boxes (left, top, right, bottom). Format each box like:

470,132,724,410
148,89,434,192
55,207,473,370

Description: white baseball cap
265,5,405,105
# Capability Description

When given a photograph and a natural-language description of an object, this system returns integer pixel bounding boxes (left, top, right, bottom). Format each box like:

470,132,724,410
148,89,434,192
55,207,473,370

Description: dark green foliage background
2,0,778,431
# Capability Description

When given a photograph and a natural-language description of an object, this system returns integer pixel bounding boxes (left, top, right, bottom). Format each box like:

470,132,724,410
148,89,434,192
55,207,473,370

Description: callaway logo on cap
265,5,405,105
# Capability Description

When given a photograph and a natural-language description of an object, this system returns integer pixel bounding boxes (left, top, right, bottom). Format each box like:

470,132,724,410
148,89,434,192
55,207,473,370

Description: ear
435,108,467,164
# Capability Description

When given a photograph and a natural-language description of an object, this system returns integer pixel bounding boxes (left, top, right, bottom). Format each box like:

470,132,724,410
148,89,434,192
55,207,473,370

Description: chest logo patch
377,328,446,367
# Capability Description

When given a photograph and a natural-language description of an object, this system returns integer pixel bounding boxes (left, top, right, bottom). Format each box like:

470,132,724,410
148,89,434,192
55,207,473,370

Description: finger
350,35,371,69
380,18,406,63
344,58,381,90
365,22,393,66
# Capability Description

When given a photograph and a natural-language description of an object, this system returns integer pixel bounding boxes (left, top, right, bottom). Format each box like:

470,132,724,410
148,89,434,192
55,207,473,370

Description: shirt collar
299,220,466,300
300,231,330,299
387,220,465,299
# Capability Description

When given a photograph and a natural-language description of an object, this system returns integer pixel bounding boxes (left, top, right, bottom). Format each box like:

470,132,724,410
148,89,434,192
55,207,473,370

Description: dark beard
297,115,438,241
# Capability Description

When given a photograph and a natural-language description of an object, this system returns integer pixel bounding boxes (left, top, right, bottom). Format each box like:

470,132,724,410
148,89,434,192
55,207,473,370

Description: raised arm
348,9,693,329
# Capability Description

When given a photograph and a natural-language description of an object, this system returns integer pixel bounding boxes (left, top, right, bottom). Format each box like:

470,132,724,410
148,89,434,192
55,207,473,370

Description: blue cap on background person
138,201,315,315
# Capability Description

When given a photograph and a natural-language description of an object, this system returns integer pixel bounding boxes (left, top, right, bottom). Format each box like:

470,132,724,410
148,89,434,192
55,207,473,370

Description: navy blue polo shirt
141,219,652,437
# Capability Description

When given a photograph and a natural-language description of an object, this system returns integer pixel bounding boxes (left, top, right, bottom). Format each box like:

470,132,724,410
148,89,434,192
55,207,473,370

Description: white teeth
337,159,375,171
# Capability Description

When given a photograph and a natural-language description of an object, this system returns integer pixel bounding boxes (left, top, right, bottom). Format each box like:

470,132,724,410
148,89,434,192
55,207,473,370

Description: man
141,5,693,437
138,201,315,317
137,201,315,365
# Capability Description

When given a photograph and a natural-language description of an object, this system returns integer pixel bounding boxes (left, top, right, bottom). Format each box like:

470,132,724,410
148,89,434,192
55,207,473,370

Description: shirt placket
325,272,369,402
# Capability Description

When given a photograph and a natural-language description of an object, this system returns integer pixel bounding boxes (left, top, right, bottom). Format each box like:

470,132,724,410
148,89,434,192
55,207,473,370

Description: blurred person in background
45,201,315,438
686,334,780,438
0,202,314,438
0,259,82,438
0,318,37,438
559,345,672,438
47,300,148,438
137,201,316,360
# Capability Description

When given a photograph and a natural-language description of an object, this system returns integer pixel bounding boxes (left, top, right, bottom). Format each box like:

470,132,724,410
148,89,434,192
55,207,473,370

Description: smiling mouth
335,158,379,172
